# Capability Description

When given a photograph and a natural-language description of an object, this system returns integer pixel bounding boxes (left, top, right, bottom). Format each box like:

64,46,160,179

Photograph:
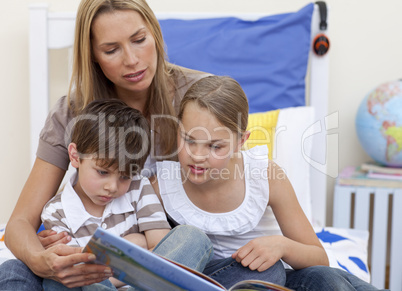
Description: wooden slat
390,189,402,291
333,184,353,228
354,187,371,231
334,184,402,290
370,188,389,289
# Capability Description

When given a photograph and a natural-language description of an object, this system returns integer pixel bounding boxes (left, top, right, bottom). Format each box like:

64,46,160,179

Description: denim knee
153,225,214,272
205,258,286,289
0,259,42,291
285,265,384,291
43,278,116,291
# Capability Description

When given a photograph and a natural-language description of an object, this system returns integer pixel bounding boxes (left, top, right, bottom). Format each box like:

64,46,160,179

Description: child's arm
41,202,79,247
123,232,148,249
232,160,329,271
37,229,72,249
144,228,171,251
149,175,163,205
136,176,171,250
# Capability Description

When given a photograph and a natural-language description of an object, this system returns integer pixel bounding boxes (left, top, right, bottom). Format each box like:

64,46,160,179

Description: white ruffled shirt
157,145,282,260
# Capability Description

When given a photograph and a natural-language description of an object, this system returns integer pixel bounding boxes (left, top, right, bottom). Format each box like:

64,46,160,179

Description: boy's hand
38,230,71,249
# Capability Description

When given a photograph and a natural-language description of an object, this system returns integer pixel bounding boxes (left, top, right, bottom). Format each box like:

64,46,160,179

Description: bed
0,1,385,288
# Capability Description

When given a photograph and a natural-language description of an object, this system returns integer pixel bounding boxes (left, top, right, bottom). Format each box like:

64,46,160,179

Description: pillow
244,109,280,160
0,224,16,265
159,3,314,113
315,227,371,283
274,106,314,222
244,106,315,222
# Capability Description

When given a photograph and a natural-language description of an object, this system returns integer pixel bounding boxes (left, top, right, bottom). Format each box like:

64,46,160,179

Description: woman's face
91,10,157,101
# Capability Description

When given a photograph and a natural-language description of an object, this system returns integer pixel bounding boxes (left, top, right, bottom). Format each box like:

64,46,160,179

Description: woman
1,0,210,289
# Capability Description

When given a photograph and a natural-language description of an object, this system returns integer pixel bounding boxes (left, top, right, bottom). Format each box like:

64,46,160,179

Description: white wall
1,0,402,223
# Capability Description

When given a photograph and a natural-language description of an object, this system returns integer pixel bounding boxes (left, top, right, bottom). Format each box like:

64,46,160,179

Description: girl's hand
231,236,284,272
38,230,71,249
34,244,112,288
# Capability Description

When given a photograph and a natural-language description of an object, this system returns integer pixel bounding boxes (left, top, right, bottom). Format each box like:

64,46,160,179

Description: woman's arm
5,158,112,287
5,158,65,257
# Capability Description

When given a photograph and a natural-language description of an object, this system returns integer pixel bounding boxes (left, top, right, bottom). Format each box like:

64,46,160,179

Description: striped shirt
41,173,170,247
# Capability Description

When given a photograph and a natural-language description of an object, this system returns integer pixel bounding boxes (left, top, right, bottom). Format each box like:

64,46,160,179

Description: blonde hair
178,76,249,135
68,0,177,158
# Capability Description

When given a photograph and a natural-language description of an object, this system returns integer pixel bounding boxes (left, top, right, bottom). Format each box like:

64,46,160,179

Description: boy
41,99,171,290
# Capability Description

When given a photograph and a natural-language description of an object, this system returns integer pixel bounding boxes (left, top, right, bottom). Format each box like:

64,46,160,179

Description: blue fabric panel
316,228,349,244
349,256,368,272
159,3,313,113
37,224,45,233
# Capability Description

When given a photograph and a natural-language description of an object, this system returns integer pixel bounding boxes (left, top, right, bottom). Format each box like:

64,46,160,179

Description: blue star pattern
316,228,351,244
315,227,370,283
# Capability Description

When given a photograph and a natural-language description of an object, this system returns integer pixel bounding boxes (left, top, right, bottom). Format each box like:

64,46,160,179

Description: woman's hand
231,236,284,272
34,244,113,288
38,230,72,249
5,159,112,287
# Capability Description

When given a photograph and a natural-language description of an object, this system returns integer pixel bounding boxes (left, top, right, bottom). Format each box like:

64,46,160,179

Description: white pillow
315,226,371,283
245,106,314,222
274,106,315,222
0,224,16,264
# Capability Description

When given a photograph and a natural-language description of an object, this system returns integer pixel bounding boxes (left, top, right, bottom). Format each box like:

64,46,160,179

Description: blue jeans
1,225,213,291
203,257,286,289
0,259,42,291
285,266,389,291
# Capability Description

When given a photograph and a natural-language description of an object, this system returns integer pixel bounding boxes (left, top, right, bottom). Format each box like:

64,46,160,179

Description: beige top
37,66,211,171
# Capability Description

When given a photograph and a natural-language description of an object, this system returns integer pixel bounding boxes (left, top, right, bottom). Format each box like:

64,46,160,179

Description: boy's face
73,158,132,215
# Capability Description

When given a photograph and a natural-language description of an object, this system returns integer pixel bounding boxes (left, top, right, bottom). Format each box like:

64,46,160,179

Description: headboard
28,3,330,227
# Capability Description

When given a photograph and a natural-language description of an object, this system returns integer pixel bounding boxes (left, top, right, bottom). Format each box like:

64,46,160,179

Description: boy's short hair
71,99,150,176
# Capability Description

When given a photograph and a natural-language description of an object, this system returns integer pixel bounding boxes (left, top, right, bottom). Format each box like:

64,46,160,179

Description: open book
83,227,293,291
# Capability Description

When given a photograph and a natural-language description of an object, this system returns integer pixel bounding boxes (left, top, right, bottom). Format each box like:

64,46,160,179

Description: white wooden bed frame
29,3,330,228
29,3,402,290
334,185,402,290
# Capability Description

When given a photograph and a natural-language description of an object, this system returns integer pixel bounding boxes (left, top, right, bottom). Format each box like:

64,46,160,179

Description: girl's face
91,10,157,101
177,102,242,185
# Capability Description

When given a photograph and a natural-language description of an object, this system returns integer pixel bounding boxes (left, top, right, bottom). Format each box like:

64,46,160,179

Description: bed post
307,3,332,227
29,4,49,168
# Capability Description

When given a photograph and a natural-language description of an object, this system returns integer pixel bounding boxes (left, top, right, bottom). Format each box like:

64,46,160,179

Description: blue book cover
83,227,293,291
83,227,223,291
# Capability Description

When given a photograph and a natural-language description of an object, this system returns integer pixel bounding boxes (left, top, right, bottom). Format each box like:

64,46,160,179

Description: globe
356,80,402,167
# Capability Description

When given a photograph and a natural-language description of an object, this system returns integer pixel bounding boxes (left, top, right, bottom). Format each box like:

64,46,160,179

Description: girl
1,0,211,289
152,76,384,291
153,75,327,288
